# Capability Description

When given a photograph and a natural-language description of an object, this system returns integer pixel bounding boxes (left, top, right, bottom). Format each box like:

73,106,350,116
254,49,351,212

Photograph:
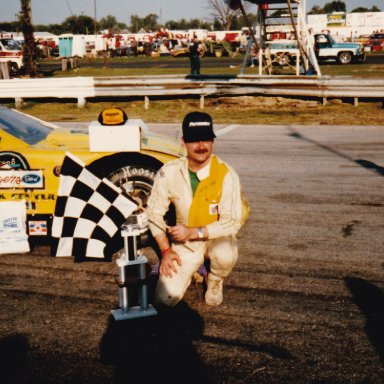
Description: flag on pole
51,152,137,262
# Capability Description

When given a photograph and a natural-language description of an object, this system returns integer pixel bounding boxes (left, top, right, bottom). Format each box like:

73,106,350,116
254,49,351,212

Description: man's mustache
194,149,208,154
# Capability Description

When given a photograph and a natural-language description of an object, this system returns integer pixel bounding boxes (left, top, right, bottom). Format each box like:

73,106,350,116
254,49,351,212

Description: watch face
198,227,203,239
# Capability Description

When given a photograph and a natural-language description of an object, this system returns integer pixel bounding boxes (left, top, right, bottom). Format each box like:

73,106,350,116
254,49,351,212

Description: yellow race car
0,105,182,239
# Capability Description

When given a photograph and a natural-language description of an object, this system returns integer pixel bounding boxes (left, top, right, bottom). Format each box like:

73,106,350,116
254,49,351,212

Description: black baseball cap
182,111,216,142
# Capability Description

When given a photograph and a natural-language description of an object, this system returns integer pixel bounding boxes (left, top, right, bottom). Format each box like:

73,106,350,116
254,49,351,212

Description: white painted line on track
215,124,240,137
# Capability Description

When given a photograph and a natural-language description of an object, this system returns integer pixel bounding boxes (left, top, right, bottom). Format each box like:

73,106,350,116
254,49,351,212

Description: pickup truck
314,33,365,65
263,33,365,68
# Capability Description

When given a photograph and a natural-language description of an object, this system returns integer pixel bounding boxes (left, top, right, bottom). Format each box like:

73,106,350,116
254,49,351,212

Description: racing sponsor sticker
28,220,48,236
0,152,30,170
0,170,44,189
209,203,219,215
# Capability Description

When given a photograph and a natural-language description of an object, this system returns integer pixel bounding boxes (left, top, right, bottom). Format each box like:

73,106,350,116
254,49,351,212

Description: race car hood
39,128,183,157
43,128,89,148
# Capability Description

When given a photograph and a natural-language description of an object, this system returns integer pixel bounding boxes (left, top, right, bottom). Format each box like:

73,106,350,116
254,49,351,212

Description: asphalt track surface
1,124,384,383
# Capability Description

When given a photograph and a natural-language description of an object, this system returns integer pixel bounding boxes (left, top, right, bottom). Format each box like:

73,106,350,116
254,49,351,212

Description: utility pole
93,0,97,35
20,0,38,77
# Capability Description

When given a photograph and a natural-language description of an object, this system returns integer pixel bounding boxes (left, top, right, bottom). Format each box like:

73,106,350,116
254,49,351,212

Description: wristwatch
197,227,204,239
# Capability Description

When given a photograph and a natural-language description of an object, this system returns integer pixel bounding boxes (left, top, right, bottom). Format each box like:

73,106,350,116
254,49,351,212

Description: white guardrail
0,75,383,108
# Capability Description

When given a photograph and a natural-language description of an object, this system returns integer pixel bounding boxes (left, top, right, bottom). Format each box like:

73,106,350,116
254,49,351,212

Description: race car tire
88,153,162,206
107,165,158,208
107,164,176,254
88,155,175,253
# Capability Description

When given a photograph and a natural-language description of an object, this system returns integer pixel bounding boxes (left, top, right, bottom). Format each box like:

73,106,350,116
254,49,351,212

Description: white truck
264,33,365,69
314,33,365,65
0,38,23,71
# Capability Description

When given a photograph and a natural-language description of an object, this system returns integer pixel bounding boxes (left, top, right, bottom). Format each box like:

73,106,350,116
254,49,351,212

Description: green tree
308,2,347,14
0,21,20,32
130,15,142,32
163,20,178,30
164,18,211,31
177,19,189,29
43,23,66,35
187,18,209,29
207,0,244,30
61,15,95,34
99,15,118,30
351,7,369,13
212,18,222,30
308,5,325,15
323,1,346,13
20,0,38,77
143,13,160,31
229,14,254,30
130,14,159,32
351,6,381,12
116,22,128,32
242,12,256,27
269,9,284,18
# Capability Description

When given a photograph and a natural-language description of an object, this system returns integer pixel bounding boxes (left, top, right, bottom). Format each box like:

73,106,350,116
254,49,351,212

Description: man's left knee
209,254,237,276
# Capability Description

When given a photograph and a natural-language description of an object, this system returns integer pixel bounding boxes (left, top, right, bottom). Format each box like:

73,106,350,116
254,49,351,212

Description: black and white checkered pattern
51,152,137,261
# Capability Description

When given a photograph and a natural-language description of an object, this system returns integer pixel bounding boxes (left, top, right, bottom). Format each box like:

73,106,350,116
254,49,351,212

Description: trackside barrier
0,77,94,107
0,63,10,79
0,75,383,108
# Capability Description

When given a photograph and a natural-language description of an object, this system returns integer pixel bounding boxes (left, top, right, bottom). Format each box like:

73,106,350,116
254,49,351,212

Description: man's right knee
154,293,182,308
154,282,184,308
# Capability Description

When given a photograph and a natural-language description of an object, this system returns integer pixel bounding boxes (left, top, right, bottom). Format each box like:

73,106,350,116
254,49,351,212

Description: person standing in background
189,34,202,75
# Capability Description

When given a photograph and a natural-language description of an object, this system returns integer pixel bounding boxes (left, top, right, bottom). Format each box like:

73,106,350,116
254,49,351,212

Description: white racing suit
147,155,246,307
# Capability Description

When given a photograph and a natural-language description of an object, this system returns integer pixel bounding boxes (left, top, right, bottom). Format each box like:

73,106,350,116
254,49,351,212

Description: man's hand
160,250,182,278
168,224,192,242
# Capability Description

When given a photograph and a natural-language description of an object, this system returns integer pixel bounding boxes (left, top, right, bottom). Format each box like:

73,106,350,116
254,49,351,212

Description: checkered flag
51,152,137,262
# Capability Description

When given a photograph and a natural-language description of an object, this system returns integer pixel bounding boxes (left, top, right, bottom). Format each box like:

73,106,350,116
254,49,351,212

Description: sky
1,0,382,25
